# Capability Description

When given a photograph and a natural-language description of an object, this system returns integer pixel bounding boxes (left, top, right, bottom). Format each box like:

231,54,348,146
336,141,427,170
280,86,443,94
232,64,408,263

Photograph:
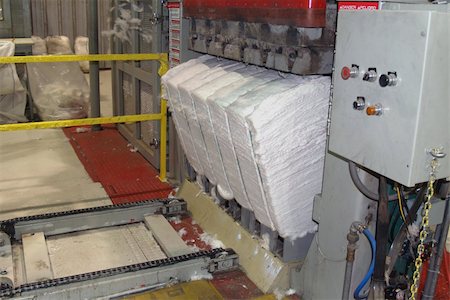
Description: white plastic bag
27,62,90,121
0,92,28,124
0,42,25,95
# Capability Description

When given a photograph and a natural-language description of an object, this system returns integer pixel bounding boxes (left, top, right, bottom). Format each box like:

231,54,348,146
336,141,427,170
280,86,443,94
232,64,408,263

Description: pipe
354,228,376,300
349,162,398,201
342,225,360,300
373,176,389,285
422,198,450,299
89,0,101,131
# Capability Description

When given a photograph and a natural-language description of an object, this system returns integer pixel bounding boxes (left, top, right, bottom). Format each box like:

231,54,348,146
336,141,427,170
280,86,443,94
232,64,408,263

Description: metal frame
112,0,168,170
0,199,239,299
3,200,186,240
0,53,170,181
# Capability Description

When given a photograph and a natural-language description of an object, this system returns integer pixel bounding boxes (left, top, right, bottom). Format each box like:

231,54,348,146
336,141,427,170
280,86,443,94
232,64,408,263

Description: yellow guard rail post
0,53,170,181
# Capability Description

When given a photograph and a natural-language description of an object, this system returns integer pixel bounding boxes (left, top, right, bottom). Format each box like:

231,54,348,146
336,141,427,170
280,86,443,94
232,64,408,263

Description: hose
354,228,376,300
349,162,398,201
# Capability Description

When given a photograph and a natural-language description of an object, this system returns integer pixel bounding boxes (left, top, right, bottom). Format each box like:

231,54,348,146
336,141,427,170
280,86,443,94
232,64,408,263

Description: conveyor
0,199,239,299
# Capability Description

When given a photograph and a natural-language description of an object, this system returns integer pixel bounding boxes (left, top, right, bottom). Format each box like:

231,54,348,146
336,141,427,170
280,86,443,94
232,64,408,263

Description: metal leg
260,225,279,253
89,0,101,131
240,208,251,230
282,233,315,263
247,212,258,235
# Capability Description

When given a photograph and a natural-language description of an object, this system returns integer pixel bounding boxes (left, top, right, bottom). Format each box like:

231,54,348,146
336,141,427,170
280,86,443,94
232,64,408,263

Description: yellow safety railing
0,53,170,181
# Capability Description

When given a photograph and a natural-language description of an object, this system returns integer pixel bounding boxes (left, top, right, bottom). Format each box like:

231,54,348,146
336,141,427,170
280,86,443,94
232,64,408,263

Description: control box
329,10,449,187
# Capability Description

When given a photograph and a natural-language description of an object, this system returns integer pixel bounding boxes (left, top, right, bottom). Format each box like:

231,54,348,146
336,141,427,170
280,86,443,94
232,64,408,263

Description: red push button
341,65,360,80
341,66,351,80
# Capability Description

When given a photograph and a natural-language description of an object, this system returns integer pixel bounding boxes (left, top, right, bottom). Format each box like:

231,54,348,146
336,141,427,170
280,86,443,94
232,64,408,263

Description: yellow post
158,54,170,182
159,98,168,182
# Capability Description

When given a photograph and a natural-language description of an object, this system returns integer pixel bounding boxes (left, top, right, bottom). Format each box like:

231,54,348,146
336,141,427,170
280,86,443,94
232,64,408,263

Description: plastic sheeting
74,36,90,73
0,42,27,124
163,56,330,238
0,42,25,95
27,62,90,121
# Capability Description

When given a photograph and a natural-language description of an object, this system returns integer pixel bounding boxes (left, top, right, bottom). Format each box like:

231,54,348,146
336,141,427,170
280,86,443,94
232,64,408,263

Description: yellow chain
408,157,438,300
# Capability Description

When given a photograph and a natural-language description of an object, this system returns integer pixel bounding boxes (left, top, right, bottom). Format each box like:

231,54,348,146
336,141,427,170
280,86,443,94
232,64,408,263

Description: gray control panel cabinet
329,10,449,187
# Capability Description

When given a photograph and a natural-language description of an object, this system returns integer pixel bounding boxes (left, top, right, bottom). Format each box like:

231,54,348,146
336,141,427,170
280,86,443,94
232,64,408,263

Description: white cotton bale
31,36,47,55
161,55,217,174
226,75,303,227
74,37,90,73
206,69,282,214
245,76,330,238
177,59,246,185
46,36,73,55
191,66,262,207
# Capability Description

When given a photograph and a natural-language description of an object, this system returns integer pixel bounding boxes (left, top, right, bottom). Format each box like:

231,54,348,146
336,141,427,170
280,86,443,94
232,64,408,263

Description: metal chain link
409,157,439,300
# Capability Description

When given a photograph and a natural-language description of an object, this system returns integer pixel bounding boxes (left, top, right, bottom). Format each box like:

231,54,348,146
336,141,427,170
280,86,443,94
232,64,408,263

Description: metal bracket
150,138,160,149
1,199,187,240
150,12,162,25
208,249,239,273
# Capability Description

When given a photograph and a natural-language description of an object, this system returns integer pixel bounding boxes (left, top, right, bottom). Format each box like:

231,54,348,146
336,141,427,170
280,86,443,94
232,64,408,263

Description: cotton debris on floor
162,56,330,239
199,232,225,249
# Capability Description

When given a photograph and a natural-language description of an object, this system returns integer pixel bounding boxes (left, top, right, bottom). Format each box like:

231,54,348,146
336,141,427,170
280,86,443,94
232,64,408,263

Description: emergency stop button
341,65,359,80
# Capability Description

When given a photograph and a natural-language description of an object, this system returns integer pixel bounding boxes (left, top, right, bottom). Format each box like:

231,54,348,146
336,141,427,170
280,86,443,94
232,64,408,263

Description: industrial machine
0,0,448,299
299,2,450,299
163,0,450,299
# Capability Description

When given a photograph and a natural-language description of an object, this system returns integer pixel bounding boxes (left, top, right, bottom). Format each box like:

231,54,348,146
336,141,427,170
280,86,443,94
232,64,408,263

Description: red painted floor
64,125,265,299
63,125,173,204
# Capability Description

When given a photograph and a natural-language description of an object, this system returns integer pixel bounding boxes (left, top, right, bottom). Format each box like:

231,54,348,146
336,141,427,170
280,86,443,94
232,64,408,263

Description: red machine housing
183,0,327,27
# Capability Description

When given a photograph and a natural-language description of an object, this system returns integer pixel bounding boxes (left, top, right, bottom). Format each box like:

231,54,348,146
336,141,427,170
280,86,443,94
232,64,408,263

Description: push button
363,68,377,82
366,104,383,116
341,65,359,80
379,72,398,87
353,97,365,111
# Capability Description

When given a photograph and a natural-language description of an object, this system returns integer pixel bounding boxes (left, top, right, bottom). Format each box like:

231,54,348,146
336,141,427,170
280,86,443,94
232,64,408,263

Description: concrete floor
0,128,167,284
0,129,111,220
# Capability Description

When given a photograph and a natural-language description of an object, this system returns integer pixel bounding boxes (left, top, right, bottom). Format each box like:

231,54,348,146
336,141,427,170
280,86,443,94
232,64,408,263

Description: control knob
353,97,365,111
379,72,398,87
363,68,377,82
